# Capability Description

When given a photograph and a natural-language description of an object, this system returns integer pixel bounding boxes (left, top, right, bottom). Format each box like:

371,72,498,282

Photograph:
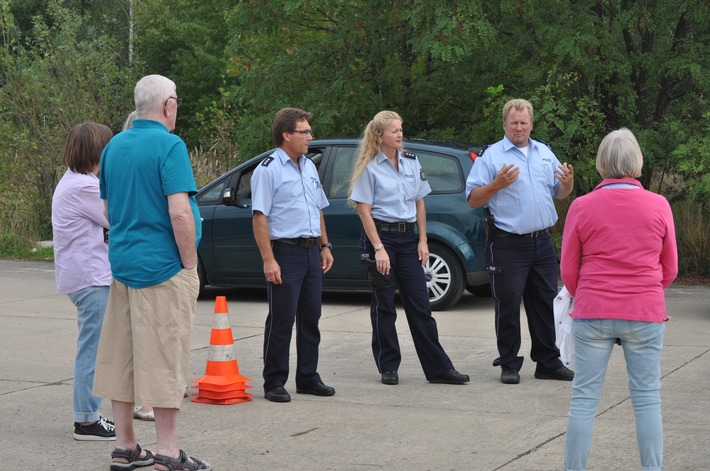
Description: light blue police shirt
465,136,561,234
350,150,431,223
251,147,328,239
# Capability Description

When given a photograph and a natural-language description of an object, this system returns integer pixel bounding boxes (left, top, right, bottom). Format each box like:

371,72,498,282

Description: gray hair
596,128,643,179
134,75,175,118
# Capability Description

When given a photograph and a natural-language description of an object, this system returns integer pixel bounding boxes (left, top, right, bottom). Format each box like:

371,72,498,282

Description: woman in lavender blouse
52,122,116,441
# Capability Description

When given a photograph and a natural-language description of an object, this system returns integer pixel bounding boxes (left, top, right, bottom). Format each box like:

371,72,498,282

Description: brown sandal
110,444,155,470
153,450,211,471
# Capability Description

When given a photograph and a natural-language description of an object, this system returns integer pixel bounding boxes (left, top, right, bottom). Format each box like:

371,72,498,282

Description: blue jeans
565,319,665,471
68,286,109,423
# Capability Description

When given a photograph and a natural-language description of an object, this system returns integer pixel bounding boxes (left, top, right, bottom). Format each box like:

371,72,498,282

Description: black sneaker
73,415,116,441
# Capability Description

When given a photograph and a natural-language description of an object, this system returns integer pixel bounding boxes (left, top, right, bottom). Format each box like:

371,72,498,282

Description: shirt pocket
402,174,419,202
304,174,323,207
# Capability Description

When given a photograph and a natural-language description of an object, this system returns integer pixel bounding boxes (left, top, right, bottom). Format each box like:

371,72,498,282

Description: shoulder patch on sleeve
261,156,274,167
420,170,427,181
402,151,416,160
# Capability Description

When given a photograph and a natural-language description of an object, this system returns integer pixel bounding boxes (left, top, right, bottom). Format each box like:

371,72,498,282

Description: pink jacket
560,179,678,322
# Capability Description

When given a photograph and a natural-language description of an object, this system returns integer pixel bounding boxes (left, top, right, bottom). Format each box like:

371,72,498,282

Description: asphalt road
0,260,708,470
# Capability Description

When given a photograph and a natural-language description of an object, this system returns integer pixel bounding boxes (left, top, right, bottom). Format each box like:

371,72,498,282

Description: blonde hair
348,111,402,203
122,110,137,131
596,128,643,179
502,98,534,124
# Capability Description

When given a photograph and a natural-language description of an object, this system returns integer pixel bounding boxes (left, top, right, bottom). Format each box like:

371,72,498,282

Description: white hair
134,75,175,118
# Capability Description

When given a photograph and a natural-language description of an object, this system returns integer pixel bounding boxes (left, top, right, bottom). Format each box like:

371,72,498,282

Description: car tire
424,242,465,311
197,257,206,298
466,283,492,297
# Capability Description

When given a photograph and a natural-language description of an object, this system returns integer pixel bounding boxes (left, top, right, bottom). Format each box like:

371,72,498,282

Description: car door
321,145,369,287
209,149,326,284
209,159,265,282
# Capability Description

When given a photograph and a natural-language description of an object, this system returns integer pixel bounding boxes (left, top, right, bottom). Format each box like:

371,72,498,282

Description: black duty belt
374,220,415,233
275,237,317,248
492,227,550,239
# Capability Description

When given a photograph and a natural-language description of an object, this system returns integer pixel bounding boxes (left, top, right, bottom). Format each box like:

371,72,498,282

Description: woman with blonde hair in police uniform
349,110,469,386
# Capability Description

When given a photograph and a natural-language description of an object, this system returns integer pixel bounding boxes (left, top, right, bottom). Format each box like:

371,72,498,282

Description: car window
234,164,254,202
329,147,356,199
197,179,228,204
417,151,463,194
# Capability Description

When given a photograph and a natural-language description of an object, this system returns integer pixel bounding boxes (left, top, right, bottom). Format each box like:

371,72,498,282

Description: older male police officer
466,98,575,385
252,107,335,402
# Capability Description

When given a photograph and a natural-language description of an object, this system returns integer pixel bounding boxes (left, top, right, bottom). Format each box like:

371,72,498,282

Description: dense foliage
0,0,708,274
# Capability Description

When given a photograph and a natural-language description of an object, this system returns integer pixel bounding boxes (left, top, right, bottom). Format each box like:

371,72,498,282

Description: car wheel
424,242,465,311
466,284,492,297
197,257,206,298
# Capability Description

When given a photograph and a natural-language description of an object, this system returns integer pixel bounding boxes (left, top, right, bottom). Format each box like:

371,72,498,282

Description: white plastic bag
554,286,575,369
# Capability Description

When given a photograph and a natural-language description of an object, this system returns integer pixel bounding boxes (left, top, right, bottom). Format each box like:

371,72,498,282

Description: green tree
0,2,133,238
133,0,232,149
225,0,710,198
225,0,496,157
469,0,710,197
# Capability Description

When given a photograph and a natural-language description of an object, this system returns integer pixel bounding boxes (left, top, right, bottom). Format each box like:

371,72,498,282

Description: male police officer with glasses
252,107,335,403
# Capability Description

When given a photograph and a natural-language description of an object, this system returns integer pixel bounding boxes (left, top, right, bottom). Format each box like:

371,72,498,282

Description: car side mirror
222,187,236,204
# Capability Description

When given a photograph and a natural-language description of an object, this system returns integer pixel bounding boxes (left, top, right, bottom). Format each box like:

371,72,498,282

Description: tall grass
672,201,710,277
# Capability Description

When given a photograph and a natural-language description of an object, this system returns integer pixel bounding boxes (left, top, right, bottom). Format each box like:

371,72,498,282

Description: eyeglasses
165,96,183,107
292,129,313,136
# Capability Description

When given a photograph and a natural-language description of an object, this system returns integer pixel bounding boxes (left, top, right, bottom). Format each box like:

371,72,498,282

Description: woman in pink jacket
561,128,678,471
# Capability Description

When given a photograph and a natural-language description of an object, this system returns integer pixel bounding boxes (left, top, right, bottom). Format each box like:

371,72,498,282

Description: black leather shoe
535,365,574,381
429,368,469,384
296,381,335,396
381,371,399,385
501,366,520,384
264,386,291,402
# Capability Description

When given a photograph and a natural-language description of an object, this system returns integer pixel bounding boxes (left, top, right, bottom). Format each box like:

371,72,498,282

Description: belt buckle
303,238,315,248
529,230,539,238
398,222,406,232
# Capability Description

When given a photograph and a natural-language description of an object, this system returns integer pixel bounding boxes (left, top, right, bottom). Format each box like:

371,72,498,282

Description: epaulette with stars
402,151,417,160
261,156,274,167
536,139,552,151
477,145,489,159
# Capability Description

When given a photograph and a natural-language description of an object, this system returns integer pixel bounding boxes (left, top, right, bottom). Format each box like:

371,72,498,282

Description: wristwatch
321,242,333,250
373,243,384,251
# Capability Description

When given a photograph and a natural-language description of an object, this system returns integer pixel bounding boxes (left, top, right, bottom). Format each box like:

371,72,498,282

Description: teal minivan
196,138,490,310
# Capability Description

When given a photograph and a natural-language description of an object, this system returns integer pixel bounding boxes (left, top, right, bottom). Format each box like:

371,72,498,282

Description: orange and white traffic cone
192,296,252,404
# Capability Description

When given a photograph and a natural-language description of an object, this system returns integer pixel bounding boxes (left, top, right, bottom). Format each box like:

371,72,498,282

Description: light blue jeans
68,286,109,423
564,318,665,471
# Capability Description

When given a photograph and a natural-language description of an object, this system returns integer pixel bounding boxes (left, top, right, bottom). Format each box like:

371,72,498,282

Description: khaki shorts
93,267,199,409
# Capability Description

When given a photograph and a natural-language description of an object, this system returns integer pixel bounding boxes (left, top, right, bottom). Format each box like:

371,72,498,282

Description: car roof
198,137,481,193
309,137,480,153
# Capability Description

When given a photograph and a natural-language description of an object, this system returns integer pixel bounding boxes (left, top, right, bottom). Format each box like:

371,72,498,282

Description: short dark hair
272,107,313,147
61,122,113,174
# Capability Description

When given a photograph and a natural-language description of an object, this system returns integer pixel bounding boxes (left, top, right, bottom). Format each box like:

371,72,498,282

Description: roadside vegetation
0,1,707,277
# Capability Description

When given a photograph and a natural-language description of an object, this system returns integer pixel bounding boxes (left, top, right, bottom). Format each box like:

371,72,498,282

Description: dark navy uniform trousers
263,241,323,391
487,233,563,372
364,229,454,380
